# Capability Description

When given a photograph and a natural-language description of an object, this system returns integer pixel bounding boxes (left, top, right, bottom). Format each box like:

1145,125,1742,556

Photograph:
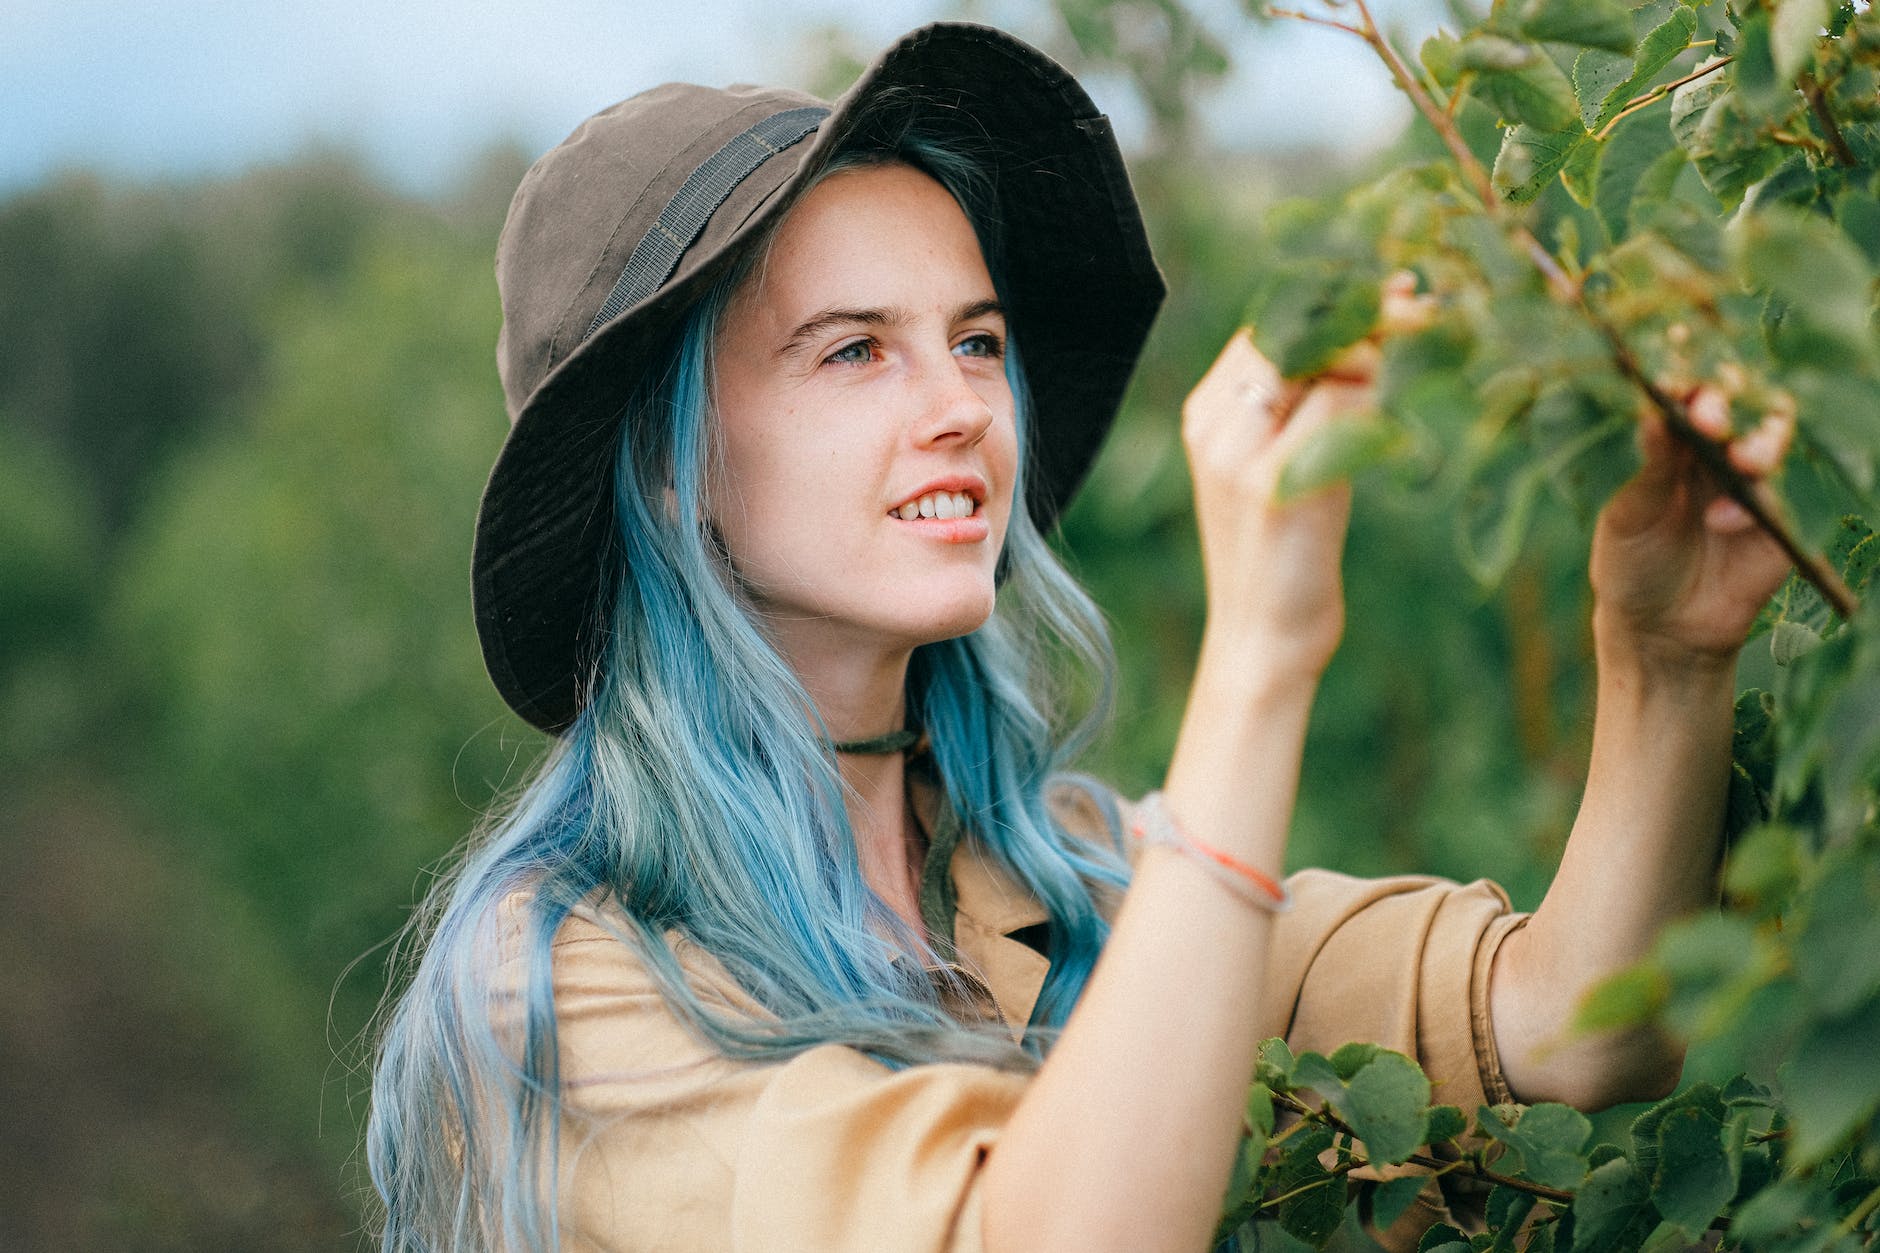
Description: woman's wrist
1192,629,1327,711
1591,606,1744,690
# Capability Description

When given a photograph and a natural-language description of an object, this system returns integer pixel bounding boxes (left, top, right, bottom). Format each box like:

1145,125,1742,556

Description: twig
1594,57,1734,141
1264,6,1366,38
1291,3,1861,619
1801,75,1859,166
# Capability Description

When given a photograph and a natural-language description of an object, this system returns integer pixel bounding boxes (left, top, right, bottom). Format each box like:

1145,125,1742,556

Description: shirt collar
909,769,1052,1039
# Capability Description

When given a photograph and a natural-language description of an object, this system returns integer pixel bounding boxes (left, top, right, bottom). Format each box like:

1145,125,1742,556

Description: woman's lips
889,512,990,543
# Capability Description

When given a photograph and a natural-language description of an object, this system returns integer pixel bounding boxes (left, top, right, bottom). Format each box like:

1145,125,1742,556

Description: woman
368,22,1792,1253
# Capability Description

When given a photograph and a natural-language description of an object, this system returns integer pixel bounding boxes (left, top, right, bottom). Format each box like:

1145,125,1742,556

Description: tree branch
1801,74,1859,167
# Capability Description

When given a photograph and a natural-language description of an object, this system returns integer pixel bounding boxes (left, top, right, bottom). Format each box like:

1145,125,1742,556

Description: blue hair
368,129,1129,1251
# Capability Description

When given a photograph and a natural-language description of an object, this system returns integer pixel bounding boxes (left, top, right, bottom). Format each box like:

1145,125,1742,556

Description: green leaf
1772,619,1825,665
1521,0,1635,52
1772,0,1830,81
1592,109,1678,241
1291,1047,1435,1166
1329,1040,1383,1080
1586,8,1700,132
1729,208,1880,371
1732,14,1793,121
1259,1037,1298,1091
1340,1051,1435,1166
1278,415,1404,502
1575,48,1631,130
1274,1124,1347,1246
1793,846,1880,1017
1575,963,1668,1032
1493,124,1591,204
1722,822,1801,910
1572,1156,1652,1252
1457,33,1545,73
1245,258,1383,379
1423,31,1464,88
1477,1102,1594,1190
1426,1104,1468,1144
1485,1185,1539,1250
1372,1175,1428,1231
1623,147,1690,235
1418,1223,1473,1253
1649,1105,1738,1235
1560,132,1601,207
1247,1081,1277,1140
1672,64,1782,208
1782,995,1880,1166
1473,46,1583,131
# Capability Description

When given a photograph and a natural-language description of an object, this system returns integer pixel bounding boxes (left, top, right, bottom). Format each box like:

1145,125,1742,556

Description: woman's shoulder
490,884,766,1019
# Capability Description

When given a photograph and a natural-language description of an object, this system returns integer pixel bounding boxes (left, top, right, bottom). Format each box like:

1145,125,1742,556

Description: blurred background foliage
1,2,1602,1247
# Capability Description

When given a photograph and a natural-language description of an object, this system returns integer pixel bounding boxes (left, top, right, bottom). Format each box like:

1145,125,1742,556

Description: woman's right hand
1181,330,1371,681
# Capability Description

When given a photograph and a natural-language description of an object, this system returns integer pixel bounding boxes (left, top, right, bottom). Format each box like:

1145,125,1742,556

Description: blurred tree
108,207,539,1197
0,153,403,535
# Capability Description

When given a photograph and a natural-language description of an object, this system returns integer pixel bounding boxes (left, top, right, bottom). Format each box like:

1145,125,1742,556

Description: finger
1728,411,1794,477
1316,338,1384,390
1686,384,1732,440
1704,494,1757,533
1377,272,1437,338
1631,407,1686,492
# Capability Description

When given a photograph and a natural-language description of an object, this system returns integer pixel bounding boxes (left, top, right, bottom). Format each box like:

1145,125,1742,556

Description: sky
1,0,1450,195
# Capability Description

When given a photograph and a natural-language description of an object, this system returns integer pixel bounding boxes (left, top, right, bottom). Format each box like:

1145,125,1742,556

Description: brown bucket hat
476,21,1166,735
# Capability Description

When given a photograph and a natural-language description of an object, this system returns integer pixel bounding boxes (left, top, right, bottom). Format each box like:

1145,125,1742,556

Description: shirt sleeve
1266,868,1526,1115
546,906,1026,1253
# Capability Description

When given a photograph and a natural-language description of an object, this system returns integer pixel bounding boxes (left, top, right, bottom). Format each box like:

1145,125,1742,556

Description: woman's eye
954,332,1004,360
825,338,877,365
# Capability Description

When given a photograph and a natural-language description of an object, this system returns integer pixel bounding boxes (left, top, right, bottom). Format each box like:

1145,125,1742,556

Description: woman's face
709,162,1018,655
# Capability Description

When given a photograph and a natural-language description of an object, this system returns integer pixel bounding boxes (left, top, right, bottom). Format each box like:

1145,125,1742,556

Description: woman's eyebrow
776,298,1006,358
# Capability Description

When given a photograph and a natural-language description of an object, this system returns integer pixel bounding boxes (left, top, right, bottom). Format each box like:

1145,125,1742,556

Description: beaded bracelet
1129,791,1293,913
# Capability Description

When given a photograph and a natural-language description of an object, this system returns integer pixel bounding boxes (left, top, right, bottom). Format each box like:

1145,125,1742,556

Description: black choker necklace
827,729,923,755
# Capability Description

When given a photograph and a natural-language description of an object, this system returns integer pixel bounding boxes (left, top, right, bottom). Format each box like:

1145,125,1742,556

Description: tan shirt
539,787,1527,1252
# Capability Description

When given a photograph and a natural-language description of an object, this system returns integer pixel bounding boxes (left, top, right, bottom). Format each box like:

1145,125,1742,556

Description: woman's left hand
1589,383,1796,672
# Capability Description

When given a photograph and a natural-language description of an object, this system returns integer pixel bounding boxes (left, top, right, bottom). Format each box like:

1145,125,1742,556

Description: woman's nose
909,354,997,448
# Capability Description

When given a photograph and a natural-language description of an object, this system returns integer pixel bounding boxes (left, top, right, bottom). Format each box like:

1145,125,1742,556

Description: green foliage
1221,0,1880,1247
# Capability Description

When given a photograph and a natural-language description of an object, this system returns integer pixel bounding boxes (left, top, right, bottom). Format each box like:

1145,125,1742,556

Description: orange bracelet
1129,791,1292,912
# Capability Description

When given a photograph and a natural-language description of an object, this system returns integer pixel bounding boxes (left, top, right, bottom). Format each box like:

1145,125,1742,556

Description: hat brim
473,22,1165,735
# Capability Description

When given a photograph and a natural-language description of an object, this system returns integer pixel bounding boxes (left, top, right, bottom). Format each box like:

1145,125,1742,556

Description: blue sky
2,0,1447,194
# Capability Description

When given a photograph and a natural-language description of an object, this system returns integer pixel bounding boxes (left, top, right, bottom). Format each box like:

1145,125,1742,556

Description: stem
1349,0,1497,207
1272,1091,1578,1207
1264,6,1366,38
1801,75,1859,167
1289,5,1861,620
1593,57,1734,141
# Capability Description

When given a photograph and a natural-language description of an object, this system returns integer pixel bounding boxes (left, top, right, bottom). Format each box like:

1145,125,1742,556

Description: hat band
581,105,831,344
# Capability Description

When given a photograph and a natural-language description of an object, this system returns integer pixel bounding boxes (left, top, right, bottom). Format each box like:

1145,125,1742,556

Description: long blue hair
367,125,1129,1251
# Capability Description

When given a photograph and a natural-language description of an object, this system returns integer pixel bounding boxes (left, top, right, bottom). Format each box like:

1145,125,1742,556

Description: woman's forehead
734,163,996,333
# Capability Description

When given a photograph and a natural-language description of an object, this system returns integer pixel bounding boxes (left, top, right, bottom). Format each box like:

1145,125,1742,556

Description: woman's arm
980,329,1371,1252
1491,393,1795,1109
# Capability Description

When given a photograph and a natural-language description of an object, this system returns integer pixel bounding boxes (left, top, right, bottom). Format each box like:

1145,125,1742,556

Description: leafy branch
1270,1088,1578,1206
1263,0,1860,619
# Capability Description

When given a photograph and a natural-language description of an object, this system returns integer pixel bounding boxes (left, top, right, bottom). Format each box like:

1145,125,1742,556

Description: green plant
1210,0,1880,1247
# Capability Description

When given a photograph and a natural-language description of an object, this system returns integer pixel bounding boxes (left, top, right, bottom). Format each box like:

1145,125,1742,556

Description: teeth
890,491,978,520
